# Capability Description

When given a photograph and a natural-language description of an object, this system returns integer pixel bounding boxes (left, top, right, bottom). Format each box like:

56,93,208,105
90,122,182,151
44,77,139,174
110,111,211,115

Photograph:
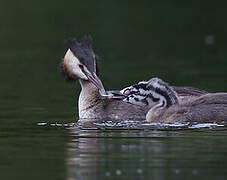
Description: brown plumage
121,78,227,123
61,36,208,124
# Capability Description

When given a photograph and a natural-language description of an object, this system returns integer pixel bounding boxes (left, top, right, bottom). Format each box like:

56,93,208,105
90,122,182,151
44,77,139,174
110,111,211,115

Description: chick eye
123,89,131,95
78,64,84,69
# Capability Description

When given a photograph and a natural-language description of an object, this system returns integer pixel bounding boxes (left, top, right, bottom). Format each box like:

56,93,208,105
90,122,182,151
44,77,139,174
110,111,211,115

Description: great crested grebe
61,36,149,121
120,78,227,123
61,36,207,122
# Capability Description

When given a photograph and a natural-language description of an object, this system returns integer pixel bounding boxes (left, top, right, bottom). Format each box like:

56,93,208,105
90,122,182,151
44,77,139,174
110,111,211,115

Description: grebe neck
78,80,102,118
146,78,179,108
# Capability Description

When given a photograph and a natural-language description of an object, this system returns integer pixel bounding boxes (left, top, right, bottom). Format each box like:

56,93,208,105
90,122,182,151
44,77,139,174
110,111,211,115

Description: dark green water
67,128,227,180
1,0,227,179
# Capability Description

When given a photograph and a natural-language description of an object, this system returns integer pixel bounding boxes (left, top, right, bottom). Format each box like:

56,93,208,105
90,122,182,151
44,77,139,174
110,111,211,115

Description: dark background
1,0,227,121
1,1,227,179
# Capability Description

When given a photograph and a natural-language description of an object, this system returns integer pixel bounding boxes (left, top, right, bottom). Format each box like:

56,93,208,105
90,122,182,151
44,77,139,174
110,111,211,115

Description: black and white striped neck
121,78,179,108
147,78,179,107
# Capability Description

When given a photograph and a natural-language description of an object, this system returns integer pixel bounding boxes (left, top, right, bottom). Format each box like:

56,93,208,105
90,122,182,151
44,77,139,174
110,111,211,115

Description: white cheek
72,66,88,80
69,56,88,80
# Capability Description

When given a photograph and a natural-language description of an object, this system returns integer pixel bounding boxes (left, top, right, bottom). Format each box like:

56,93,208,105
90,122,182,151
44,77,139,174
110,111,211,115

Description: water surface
1,0,227,179
67,125,227,180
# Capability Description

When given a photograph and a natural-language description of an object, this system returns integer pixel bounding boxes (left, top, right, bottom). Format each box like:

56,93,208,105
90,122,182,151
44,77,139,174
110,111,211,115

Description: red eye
78,64,84,69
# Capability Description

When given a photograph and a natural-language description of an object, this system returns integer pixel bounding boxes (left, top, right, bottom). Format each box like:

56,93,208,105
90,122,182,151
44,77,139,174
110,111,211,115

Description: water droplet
116,169,121,175
192,169,198,175
137,168,143,174
37,122,47,126
205,35,215,45
105,172,111,177
140,158,145,162
174,169,180,174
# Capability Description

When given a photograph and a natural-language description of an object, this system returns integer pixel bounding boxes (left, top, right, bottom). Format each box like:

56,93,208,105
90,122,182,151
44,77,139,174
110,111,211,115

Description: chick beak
82,69,127,100
100,90,128,100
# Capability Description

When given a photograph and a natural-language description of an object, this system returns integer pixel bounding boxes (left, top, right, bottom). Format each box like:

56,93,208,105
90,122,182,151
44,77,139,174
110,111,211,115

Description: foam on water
37,122,75,127
189,123,224,129
93,120,225,130
37,121,225,130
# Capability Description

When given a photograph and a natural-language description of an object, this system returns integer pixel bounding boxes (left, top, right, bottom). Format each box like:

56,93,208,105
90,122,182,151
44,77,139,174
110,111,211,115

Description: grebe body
120,78,227,123
61,36,149,122
61,36,208,123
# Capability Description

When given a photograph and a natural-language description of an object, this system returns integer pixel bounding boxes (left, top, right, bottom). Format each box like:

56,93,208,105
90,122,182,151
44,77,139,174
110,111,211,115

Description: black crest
65,35,98,74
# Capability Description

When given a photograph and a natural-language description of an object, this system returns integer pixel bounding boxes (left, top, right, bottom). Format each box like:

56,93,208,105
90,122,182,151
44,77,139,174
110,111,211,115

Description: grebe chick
61,35,207,123
121,78,227,123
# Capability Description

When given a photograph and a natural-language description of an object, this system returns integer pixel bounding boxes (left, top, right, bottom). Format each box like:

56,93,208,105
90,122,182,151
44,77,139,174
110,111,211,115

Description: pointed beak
82,69,127,100
100,90,128,100
82,70,105,91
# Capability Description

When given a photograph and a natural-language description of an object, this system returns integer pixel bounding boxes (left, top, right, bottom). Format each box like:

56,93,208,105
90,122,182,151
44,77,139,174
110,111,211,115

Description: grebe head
61,35,104,90
120,78,179,108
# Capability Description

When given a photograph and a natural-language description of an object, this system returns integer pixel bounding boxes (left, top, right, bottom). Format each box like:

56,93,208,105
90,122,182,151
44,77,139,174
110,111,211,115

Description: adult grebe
61,36,207,122
61,36,149,122
120,78,227,123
